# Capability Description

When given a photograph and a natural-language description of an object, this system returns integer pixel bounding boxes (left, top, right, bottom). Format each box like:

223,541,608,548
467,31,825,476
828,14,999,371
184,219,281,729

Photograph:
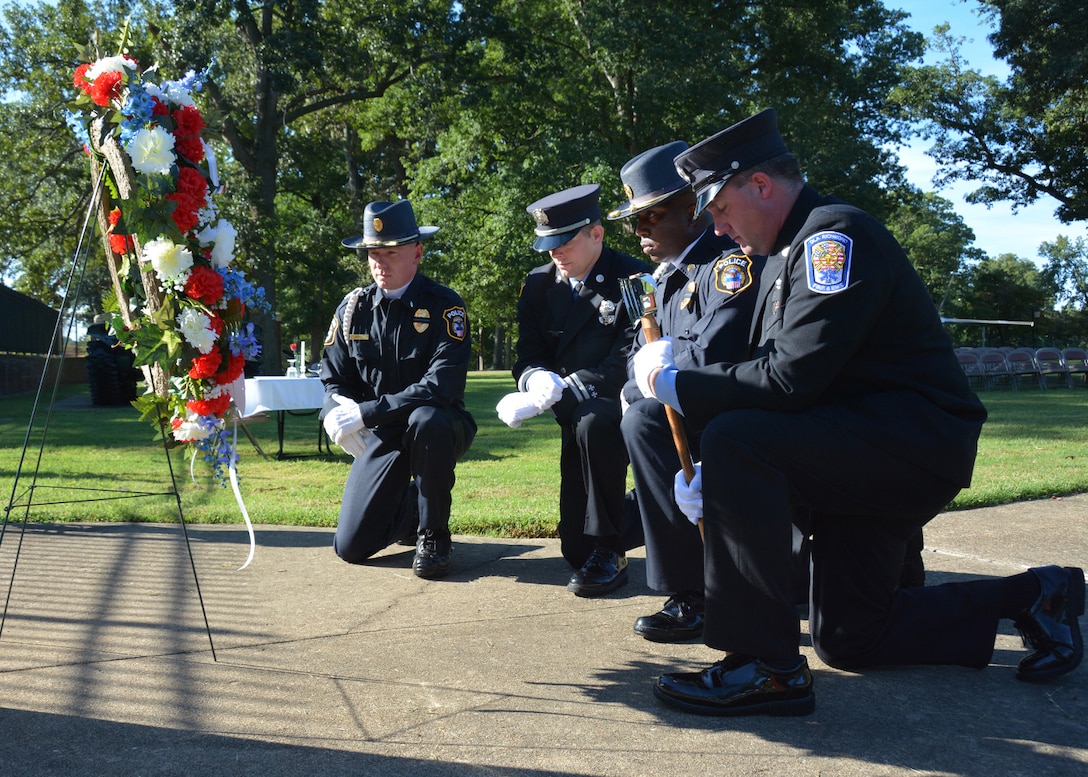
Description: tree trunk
88,118,170,399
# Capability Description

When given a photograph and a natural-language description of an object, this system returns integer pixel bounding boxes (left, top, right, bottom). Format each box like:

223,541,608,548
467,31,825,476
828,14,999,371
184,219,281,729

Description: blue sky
890,0,1078,264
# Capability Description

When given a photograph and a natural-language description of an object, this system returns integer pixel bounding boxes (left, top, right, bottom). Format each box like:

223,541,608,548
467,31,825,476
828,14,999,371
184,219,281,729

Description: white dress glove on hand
673,461,703,525
633,338,675,398
323,394,367,445
525,370,566,410
337,429,370,458
496,392,545,428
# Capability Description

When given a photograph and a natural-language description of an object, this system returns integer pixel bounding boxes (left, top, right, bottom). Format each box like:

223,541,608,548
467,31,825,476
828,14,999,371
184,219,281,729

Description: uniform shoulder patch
805,231,852,294
713,252,754,295
444,306,468,341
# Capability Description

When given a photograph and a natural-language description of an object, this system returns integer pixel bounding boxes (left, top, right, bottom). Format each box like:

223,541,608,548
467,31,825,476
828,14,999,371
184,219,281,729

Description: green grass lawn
2,373,1087,535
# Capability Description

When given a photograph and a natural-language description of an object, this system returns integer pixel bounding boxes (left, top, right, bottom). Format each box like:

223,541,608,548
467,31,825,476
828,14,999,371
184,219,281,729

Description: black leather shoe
412,530,452,580
1014,565,1084,682
567,547,628,597
634,592,704,642
654,654,815,717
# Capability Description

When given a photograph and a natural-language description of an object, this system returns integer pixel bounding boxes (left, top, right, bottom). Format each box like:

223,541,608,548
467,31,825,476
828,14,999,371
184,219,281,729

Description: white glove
633,338,675,398
525,370,566,410
323,394,367,445
337,429,370,458
496,392,545,428
673,462,703,525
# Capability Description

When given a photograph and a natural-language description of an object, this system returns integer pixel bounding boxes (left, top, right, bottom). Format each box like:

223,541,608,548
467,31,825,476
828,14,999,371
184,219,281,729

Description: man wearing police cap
321,199,476,580
632,108,1082,716
607,141,762,641
497,183,651,596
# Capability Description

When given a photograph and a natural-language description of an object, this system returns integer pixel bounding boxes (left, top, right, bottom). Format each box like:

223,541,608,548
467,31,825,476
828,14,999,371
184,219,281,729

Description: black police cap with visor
606,140,692,221
673,108,789,217
525,184,603,252
341,199,440,249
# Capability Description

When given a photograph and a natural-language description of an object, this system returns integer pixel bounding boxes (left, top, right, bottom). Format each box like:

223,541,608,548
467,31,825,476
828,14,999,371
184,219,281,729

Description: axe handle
638,314,696,485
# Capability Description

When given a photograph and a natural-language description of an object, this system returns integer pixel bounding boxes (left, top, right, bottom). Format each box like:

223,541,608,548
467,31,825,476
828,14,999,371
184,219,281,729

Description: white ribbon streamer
229,416,256,570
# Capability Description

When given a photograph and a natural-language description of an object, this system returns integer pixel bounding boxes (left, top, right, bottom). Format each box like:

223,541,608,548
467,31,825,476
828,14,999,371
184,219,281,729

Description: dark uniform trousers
700,406,1002,670
556,396,632,568
334,404,475,564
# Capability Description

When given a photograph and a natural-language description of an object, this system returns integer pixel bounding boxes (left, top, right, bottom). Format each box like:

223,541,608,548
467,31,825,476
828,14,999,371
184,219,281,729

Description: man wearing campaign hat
321,199,476,580
608,141,765,642
497,183,652,596
631,108,1081,716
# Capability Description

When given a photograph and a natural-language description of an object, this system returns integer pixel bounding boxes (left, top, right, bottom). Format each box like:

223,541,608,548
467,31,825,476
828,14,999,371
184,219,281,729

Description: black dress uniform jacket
621,229,760,405
513,245,652,421
321,273,473,428
676,186,986,487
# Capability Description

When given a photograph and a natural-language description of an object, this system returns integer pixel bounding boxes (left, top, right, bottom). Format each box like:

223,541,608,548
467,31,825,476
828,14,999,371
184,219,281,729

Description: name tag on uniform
349,333,369,341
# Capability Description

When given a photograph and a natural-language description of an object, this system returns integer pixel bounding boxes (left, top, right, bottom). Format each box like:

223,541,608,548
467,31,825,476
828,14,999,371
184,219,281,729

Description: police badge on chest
598,298,617,326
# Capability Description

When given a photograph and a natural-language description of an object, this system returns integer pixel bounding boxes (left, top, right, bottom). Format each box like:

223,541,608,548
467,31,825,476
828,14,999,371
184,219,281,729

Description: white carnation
172,413,216,442
86,56,136,80
208,220,237,269
142,236,193,284
126,126,175,175
177,308,217,354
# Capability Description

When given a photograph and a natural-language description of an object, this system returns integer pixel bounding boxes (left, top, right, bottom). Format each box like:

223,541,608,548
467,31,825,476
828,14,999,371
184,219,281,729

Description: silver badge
598,298,616,326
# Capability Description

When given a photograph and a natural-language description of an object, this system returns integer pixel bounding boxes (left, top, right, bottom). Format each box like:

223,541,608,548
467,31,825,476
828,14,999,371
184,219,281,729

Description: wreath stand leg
0,168,217,660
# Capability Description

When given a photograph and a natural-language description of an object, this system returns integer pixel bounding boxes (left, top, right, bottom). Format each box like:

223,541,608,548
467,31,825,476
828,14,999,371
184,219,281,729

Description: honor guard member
634,109,1082,717
321,199,476,580
497,183,652,596
608,141,763,642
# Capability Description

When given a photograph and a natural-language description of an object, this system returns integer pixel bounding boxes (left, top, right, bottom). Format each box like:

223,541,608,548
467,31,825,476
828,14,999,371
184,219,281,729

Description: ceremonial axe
620,273,703,539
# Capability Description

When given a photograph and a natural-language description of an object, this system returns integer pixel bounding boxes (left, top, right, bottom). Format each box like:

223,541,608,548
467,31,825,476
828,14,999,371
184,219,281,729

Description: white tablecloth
243,376,325,416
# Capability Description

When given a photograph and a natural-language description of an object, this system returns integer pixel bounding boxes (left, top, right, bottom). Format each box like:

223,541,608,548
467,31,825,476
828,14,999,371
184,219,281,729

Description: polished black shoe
654,653,815,717
566,547,628,597
1014,565,1084,682
412,530,452,580
634,591,705,642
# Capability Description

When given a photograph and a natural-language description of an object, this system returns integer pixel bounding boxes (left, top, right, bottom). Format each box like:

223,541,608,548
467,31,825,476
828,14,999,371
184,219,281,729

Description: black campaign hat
525,184,602,252
606,141,691,220
674,109,788,216
341,200,439,249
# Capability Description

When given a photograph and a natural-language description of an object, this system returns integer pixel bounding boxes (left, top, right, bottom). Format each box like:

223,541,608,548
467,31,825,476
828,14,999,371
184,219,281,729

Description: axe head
619,273,659,328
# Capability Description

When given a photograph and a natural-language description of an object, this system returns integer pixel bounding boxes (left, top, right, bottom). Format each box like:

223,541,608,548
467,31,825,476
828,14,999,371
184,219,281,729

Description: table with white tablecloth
243,376,327,458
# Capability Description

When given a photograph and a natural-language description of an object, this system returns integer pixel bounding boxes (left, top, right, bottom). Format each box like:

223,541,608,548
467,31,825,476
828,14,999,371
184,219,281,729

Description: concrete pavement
0,495,1085,776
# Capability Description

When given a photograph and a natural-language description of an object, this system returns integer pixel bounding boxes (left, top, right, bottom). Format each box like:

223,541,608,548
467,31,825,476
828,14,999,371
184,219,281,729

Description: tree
890,2,1088,223
885,189,984,307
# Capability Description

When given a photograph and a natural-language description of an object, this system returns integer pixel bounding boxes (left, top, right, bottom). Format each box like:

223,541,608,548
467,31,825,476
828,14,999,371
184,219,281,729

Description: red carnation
73,64,92,94
216,352,246,385
173,105,205,136
174,135,205,163
208,313,225,336
89,71,123,107
151,97,170,116
107,208,135,255
176,166,208,197
184,264,225,306
189,347,223,379
187,393,231,417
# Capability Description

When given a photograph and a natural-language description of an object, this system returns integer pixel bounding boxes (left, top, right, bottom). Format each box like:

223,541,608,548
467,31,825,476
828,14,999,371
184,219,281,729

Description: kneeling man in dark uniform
635,109,1083,717
321,199,476,580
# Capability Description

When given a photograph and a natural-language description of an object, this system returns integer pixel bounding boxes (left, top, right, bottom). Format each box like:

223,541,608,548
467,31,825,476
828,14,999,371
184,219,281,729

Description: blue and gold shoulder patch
444,306,467,341
713,252,754,295
805,231,852,294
